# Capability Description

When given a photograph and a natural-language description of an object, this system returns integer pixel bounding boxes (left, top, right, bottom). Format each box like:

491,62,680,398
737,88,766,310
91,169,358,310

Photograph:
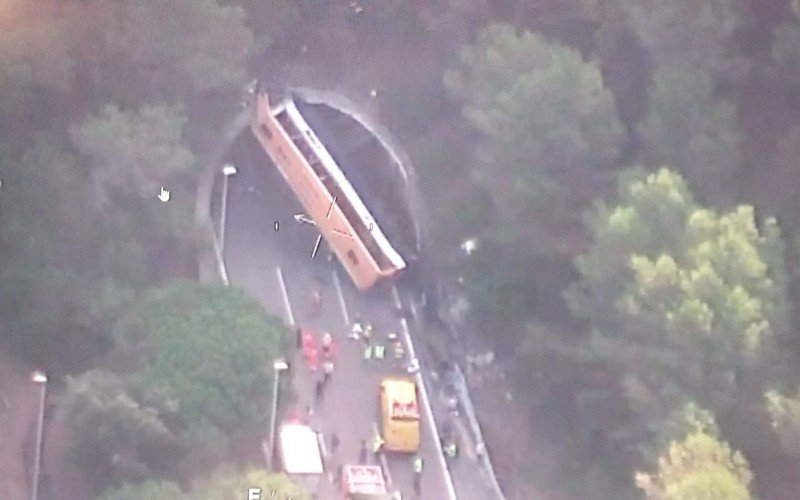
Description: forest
2,0,800,499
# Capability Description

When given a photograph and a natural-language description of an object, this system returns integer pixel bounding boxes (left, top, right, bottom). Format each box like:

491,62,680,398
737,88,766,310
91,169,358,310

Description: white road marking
276,266,295,326
392,290,457,500
332,269,350,326
400,318,416,360
408,297,419,322
373,421,394,489
391,284,402,310
415,370,457,500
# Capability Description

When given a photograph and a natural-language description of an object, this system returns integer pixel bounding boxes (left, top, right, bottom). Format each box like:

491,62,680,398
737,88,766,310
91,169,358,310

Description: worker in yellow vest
372,432,385,461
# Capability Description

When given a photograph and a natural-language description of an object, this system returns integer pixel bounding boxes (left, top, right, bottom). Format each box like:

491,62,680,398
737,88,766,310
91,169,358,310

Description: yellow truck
379,377,420,453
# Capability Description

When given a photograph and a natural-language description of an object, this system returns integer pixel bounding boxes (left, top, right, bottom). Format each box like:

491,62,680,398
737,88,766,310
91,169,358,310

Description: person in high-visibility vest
412,454,424,473
372,432,385,459
412,454,424,495
393,341,404,361
444,441,458,459
373,344,386,360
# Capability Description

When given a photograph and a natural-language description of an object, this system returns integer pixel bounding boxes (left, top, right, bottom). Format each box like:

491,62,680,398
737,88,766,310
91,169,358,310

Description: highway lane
221,141,454,499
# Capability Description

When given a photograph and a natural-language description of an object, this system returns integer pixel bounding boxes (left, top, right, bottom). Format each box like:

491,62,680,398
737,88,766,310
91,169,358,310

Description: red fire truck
341,464,392,500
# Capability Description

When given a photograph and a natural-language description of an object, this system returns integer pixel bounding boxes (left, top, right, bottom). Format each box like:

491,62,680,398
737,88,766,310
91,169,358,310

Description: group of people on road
295,295,433,498
296,327,338,405
349,315,407,369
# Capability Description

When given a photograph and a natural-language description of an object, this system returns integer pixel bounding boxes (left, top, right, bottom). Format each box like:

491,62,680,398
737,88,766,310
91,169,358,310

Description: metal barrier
452,363,507,500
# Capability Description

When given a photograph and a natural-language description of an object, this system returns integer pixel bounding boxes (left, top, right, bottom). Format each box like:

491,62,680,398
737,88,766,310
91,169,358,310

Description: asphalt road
220,132,499,499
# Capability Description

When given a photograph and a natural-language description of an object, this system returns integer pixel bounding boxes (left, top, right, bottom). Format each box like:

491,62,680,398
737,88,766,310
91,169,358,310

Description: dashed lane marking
276,266,295,326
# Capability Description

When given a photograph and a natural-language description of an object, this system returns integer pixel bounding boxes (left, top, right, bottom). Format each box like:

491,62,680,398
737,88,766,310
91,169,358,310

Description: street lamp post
220,163,238,258
30,371,47,500
267,359,288,470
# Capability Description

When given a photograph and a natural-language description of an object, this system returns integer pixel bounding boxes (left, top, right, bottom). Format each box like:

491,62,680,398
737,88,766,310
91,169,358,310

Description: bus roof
279,99,406,271
279,423,324,475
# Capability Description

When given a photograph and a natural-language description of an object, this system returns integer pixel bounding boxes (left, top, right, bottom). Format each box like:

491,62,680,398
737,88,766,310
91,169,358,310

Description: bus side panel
251,94,380,290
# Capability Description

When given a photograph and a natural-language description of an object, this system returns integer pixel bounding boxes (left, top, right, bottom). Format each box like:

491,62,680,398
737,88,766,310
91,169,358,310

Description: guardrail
452,363,507,500
401,286,507,500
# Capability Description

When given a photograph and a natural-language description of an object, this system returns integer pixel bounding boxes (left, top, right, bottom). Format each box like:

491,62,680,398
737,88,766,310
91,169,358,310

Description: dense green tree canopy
96,468,308,500
635,426,753,500
62,370,184,485
638,67,742,204
765,388,800,457
192,467,310,500
91,0,253,103
96,480,187,500
118,281,286,433
70,104,195,202
623,0,748,83
569,168,789,427
0,136,138,364
444,23,625,227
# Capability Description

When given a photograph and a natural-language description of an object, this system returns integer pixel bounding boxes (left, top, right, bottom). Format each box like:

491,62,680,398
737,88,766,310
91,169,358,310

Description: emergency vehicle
275,422,324,493
341,464,392,500
379,377,421,453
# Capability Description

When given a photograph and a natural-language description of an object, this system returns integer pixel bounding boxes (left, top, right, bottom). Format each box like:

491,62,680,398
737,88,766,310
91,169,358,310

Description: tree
69,103,198,263
760,126,800,231
69,104,195,203
117,281,287,434
637,67,742,204
622,0,749,84
0,136,138,365
192,467,310,500
91,0,253,104
444,23,625,237
96,481,187,500
0,0,86,119
765,388,800,457
61,370,184,486
635,424,753,499
568,168,789,435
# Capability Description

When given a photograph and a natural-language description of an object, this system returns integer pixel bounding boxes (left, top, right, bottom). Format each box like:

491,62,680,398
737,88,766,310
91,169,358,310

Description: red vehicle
341,465,392,500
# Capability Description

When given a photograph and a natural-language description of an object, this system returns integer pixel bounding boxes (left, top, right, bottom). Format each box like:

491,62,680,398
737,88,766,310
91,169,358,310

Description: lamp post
267,358,288,470
30,371,47,500
220,163,238,258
